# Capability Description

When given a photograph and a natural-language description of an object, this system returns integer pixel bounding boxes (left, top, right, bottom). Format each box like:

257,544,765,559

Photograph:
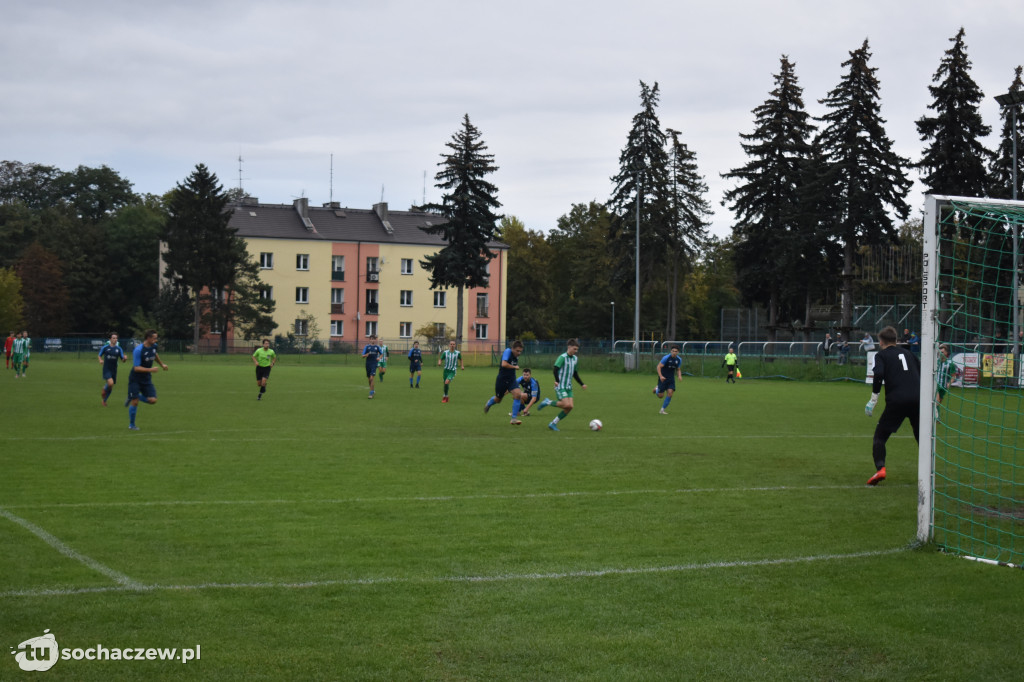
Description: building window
476,293,489,317
400,290,413,307
366,289,378,315
259,286,273,301
296,254,309,271
295,318,308,336
433,323,446,340
332,255,345,281
475,323,488,340
365,321,377,338
433,291,446,308
401,258,413,275
366,256,379,274
210,318,223,334
331,289,344,304
296,287,309,304
330,320,344,337
399,322,412,338
259,252,274,269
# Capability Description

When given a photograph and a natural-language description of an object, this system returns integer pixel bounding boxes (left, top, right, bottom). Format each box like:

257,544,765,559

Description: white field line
0,547,907,599
4,483,914,510
0,508,144,590
0,432,912,442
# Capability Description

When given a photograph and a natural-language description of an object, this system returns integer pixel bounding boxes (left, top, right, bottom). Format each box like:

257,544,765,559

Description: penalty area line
0,548,907,599
0,508,144,590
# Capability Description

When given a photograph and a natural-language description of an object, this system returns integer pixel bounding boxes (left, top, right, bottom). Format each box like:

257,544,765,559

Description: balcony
366,271,380,283
365,304,379,316
331,271,345,282
330,303,344,315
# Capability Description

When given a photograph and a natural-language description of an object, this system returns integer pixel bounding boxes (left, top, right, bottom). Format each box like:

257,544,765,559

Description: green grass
1,356,1020,680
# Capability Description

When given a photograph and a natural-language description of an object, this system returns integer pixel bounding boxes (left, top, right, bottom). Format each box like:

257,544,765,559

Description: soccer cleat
653,387,659,396
416,384,420,389
537,398,553,411
483,402,491,413
547,421,560,432
129,425,140,431
659,408,668,415
442,396,449,403
510,419,522,426
257,393,262,400
368,392,374,399
866,467,887,486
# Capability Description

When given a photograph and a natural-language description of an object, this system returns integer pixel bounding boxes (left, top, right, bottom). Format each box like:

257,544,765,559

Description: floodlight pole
995,90,1023,358
634,181,641,370
610,301,615,345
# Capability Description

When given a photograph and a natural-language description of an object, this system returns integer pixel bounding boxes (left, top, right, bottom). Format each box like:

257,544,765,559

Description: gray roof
230,198,508,250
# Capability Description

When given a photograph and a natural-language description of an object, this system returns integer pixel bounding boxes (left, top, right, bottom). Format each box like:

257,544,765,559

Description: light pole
995,90,1024,357
610,302,615,345
634,167,642,370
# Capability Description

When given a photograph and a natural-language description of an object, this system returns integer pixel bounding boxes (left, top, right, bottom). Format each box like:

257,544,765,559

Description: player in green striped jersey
11,331,30,378
537,338,586,431
438,340,464,403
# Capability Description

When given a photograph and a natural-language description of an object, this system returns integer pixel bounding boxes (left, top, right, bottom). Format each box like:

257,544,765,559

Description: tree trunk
841,239,855,331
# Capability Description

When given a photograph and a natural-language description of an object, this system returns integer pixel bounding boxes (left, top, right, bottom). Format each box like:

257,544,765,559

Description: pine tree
990,65,1024,199
816,39,912,330
664,128,712,339
916,27,993,197
420,114,502,344
607,81,672,307
722,56,817,340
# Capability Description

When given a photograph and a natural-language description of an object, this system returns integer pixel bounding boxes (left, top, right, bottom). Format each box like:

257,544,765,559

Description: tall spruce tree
816,39,912,330
722,56,817,340
420,114,502,345
990,65,1024,199
607,81,672,308
664,128,712,338
916,27,993,197
164,164,271,351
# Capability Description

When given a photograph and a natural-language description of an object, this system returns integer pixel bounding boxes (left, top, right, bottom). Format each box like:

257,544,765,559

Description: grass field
1,355,1021,681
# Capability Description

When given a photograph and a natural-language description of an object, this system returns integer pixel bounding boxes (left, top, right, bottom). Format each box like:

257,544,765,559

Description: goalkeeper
863,326,920,486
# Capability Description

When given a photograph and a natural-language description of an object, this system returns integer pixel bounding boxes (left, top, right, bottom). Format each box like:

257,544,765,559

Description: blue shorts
409,361,422,372
657,378,676,393
495,374,519,399
365,362,378,378
127,382,157,402
103,368,118,382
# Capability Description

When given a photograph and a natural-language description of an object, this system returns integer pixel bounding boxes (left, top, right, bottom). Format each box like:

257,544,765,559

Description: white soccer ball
589,419,603,431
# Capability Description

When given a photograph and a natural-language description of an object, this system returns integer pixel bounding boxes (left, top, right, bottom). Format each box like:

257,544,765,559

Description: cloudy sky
3,1,1022,238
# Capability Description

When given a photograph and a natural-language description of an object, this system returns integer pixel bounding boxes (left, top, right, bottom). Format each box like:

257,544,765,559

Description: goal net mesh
923,195,1024,566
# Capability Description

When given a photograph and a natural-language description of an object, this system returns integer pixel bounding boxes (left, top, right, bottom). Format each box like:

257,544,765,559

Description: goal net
920,195,1024,567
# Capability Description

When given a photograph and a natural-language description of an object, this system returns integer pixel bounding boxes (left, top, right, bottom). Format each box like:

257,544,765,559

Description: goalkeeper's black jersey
871,345,920,405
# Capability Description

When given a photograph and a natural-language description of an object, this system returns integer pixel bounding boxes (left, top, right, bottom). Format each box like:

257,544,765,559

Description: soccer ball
589,419,603,431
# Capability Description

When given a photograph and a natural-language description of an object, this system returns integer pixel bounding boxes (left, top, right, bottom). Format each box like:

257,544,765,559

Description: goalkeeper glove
865,393,879,417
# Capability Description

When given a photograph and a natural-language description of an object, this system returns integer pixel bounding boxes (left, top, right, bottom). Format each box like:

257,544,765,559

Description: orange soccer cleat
866,467,887,486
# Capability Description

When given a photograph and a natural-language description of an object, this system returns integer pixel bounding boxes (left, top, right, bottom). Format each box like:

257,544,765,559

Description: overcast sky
3,1,1022,238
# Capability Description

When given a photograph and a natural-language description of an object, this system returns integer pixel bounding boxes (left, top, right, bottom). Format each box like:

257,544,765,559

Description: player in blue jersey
126,329,168,430
362,335,382,399
97,332,126,406
408,341,423,388
517,368,541,416
653,345,683,415
484,340,525,425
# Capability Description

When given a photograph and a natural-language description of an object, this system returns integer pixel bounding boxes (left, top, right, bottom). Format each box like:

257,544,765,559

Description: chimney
374,202,393,234
294,198,314,231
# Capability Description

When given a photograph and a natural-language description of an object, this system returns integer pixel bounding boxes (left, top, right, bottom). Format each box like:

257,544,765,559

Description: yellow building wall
246,238,334,340
376,245,456,342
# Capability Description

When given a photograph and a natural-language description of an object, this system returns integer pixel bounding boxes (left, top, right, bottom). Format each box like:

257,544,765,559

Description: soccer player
483,339,524,425
127,329,169,431
361,335,382,399
653,345,683,414
438,340,464,403
722,346,738,383
864,326,920,485
11,331,29,379
98,332,126,406
408,341,423,388
537,338,586,431
4,331,13,370
518,368,540,416
935,343,953,422
377,343,389,382
252,338,277,400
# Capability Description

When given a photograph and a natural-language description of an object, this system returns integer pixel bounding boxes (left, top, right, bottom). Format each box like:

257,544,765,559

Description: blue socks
662,396,671,410
128,405,137,426
512,398,521,418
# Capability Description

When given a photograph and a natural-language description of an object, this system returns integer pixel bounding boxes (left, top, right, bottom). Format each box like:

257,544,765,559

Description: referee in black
863,326,921,486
